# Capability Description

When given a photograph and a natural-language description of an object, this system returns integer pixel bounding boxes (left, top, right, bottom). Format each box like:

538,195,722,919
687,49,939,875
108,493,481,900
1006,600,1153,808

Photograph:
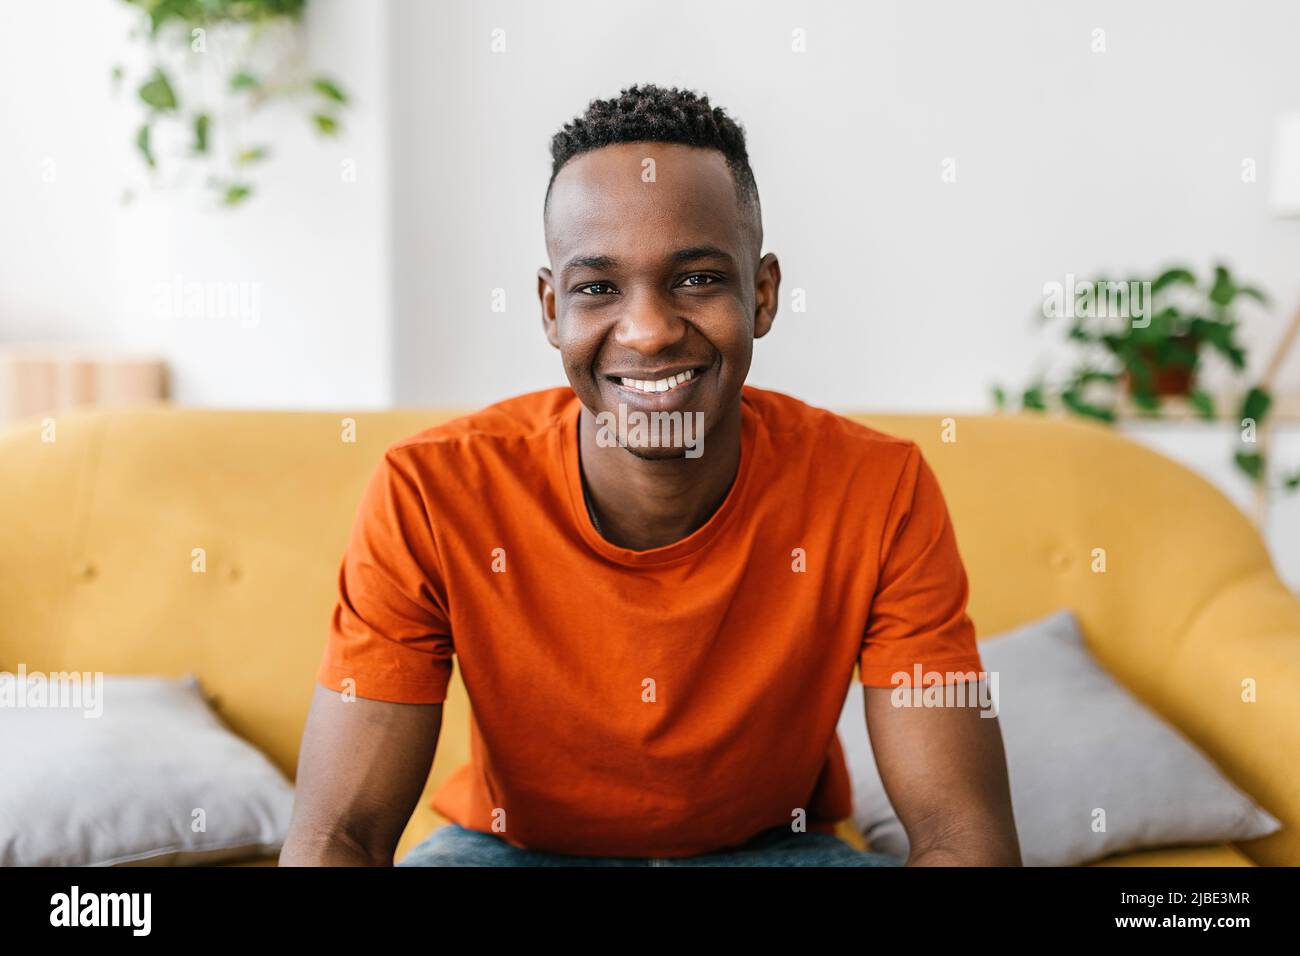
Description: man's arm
280,684,443,866
864,684,1021,866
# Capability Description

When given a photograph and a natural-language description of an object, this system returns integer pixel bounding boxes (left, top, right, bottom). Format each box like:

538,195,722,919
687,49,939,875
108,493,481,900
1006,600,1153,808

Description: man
282,84,1021,867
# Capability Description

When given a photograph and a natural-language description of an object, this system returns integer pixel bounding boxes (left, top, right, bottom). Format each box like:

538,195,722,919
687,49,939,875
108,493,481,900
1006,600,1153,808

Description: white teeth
618,368,696,393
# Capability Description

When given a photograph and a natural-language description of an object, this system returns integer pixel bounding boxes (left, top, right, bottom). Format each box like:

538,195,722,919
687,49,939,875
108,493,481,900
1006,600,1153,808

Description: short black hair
545,83,761,221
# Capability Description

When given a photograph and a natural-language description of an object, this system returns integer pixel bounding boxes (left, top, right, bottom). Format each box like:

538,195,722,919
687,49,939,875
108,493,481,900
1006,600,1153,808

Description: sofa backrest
0,406,459,778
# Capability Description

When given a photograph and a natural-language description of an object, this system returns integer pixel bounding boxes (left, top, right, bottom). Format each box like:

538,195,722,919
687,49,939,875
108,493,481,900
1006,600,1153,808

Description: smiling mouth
606,367,704,394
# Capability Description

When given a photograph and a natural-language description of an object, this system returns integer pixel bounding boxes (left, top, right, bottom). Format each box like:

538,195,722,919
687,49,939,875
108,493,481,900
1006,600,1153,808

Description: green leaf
237,145,270,164
230,71,260,91
138,68,178,112
1239,386,1272,425
1165,339,1199,368
312,76,348,105
193,112,210,154
1208,264,1234,306
1061,388,1116,423
312,113,338,135
140,0,189,37
1234,450,1265,483
1284,469,1300,493
1151,267,1196,294
1021,386,1046,411
1074,368,1119,385
1131,389,1162,414
1126,357,1154,389
991,385,1006,409
1188,389,1215,420
222,183,253,206
136,123,155,168
131,0,308,35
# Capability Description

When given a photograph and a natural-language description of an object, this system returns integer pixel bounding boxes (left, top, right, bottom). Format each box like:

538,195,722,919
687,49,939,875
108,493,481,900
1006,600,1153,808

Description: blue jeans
397,823,904,867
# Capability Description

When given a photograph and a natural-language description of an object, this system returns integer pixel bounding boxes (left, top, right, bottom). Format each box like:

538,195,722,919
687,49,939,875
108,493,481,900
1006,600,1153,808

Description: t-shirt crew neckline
559,391,759,567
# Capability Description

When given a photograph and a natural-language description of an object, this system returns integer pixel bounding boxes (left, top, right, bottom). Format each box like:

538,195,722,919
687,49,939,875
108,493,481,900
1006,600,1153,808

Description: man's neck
577,401,743,551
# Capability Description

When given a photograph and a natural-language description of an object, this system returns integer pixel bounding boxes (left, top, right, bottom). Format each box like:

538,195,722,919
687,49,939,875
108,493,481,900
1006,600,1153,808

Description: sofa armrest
1158,568,1300,865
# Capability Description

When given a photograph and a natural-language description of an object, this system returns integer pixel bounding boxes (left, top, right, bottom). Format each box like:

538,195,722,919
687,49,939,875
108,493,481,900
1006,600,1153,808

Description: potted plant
994,263,1300,493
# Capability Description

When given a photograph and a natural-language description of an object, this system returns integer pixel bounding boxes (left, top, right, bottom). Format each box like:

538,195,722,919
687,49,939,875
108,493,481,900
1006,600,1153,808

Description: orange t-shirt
316,385,984,857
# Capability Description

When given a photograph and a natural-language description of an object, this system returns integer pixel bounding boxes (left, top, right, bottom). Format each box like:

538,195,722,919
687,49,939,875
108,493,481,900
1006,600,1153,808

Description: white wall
3,0,1299,416
0,0,392,408
387,0,1300,412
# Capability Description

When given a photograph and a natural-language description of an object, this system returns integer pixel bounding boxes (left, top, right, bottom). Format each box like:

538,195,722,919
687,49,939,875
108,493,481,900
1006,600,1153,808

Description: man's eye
576,282,617,295
680,273,718,287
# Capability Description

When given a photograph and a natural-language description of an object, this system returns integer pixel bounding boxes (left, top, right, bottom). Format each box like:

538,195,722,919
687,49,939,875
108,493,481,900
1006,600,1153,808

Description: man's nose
613,289,687,355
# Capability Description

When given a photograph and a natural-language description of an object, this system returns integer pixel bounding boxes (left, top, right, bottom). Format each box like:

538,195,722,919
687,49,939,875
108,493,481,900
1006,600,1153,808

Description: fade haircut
544,83,762,236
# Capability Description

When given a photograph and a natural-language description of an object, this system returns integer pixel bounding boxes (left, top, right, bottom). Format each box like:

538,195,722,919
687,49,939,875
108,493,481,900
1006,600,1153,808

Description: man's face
539,142,778,459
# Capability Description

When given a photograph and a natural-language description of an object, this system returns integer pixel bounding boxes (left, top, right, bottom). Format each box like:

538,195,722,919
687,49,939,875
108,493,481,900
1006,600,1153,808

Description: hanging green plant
112,0,350,207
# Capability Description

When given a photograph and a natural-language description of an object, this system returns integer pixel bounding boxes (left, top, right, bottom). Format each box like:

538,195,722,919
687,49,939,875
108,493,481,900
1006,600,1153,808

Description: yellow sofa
1,404,1295,867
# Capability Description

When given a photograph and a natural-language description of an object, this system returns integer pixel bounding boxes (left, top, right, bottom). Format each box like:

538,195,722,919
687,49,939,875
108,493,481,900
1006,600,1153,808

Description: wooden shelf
1113,390,1300,425
0,347,168,425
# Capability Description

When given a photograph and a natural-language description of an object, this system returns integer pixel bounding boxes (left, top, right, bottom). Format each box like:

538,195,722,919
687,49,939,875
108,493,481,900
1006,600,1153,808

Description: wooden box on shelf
0,347,169,426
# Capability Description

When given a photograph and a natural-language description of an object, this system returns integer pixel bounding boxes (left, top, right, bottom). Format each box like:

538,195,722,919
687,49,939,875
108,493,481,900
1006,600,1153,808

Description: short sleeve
316,449,454,704
859,444,985,688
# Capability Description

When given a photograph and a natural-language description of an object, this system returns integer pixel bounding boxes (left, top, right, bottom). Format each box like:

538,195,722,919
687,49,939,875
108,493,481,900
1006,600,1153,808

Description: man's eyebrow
560,245,735,275
669,244,735,266
561,253,618,274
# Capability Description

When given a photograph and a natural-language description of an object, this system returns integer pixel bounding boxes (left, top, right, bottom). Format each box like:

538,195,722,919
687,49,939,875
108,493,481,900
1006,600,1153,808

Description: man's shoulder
385,387,576,455
745,386,937,522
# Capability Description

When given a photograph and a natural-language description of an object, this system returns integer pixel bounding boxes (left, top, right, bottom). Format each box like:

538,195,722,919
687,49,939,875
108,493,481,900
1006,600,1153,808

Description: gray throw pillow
836,608,1281,866
0,673,293,866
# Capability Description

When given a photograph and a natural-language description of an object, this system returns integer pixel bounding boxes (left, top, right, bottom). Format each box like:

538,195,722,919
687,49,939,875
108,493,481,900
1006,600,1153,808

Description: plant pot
1123,333,1200,398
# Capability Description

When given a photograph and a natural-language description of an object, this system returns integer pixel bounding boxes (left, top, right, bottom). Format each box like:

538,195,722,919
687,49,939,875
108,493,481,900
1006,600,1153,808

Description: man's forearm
279,827,394,867
906,826,1022,866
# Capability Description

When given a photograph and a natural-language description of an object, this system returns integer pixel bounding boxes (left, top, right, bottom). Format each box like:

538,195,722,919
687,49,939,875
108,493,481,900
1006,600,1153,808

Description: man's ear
753,252,780,339
537,267,560,349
